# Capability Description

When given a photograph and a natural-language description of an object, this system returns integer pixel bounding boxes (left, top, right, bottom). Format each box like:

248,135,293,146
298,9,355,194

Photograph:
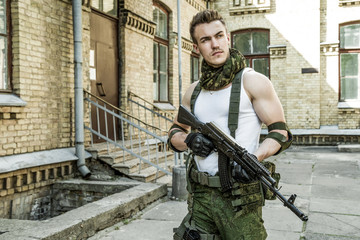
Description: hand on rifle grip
185,133,214,157
232,164,253,183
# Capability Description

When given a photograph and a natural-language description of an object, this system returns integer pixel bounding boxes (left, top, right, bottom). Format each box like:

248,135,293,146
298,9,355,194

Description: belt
189,168,221,188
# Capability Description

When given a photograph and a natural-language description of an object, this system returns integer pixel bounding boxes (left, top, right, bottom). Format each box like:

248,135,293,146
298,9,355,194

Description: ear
193,44,200,54
227,33,230,45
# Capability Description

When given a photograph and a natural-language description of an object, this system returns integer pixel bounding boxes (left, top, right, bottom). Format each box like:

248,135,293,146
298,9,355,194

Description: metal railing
128,91,174,133
84,90,178,177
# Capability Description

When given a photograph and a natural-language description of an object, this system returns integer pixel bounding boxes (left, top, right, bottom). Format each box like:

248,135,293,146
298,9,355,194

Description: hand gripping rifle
178,105,308,222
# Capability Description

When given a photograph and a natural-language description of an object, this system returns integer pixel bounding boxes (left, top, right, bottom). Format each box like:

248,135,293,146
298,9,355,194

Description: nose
211,37,219,49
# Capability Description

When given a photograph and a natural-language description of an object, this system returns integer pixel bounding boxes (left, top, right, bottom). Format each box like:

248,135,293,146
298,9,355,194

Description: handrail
128,91,175,119
84,89,167,134
83,89,179,178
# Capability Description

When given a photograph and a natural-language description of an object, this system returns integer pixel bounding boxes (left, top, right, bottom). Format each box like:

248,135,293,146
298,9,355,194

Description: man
168,9,292,240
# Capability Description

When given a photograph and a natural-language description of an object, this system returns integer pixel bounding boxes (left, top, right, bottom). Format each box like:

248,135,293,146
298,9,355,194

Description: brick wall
120,0,206,110
0,161,75,219
213,0,360,130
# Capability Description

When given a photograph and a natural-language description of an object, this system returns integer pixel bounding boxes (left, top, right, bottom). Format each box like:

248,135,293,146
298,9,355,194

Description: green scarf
200,48,246,91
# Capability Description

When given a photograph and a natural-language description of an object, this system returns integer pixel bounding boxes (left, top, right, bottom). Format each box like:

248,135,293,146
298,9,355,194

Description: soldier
168,9,292,240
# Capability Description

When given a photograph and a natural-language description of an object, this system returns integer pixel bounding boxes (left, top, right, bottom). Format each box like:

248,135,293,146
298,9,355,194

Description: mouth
212,50,223,56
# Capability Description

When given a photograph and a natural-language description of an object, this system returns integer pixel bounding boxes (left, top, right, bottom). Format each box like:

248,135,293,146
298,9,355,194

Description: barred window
339,22,360,101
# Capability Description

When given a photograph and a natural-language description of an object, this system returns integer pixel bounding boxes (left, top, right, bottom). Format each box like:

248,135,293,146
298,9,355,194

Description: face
193,20,230,68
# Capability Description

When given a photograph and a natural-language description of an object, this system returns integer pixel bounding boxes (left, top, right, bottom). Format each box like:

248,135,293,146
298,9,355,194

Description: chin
209,59,227,68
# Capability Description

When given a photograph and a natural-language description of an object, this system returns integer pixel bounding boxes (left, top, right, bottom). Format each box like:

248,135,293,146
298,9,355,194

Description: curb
0,182,168,240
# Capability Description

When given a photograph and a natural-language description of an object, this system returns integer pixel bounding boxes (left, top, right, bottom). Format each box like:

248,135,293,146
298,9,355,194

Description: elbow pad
265,122,293,155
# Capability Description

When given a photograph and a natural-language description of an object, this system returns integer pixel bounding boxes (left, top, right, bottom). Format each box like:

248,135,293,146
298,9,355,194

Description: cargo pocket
261,161,281,200
231,181,263,217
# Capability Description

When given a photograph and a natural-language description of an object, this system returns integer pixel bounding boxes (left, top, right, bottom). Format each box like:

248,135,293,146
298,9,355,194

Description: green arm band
265,122,293,155
167,124,188,153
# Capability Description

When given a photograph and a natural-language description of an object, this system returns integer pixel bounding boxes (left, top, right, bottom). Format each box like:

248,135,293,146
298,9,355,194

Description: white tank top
193,68,262,176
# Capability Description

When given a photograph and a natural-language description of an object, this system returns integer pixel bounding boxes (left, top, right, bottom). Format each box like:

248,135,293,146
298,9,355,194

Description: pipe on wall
72,0,91,178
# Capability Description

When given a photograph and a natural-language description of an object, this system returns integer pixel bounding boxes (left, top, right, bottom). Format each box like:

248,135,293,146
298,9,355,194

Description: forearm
254,138,281,162
169,131,188,152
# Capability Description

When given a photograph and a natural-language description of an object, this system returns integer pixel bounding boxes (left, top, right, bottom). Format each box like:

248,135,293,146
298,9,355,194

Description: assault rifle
178,105,308,222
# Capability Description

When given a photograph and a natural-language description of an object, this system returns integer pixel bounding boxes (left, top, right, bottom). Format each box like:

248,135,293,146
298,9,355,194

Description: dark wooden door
90,11,119,143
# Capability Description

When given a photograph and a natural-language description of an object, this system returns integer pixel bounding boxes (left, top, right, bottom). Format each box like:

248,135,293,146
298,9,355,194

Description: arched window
339,21,360,101
231,29,270,78
153,5,169,102
0,0,11,91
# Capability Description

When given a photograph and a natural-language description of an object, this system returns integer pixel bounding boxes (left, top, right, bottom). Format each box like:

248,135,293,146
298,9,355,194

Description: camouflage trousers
174,183,267,240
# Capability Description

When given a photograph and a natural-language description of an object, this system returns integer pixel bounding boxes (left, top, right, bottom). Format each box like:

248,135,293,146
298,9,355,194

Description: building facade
212,0,360,140
0,0,205,219
0,0,359,219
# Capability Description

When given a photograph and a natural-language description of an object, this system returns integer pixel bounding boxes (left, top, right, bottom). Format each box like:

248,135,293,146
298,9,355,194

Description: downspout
72,0,91,178
177,0,182,105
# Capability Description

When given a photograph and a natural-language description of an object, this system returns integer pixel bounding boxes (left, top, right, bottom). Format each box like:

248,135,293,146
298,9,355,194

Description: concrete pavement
89,146,360,240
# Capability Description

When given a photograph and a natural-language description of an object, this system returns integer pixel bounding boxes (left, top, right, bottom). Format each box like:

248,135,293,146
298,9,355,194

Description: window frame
153,4,169,103
0,0,12,92
190,52,200,83
90,0,119,18
231,28,270,78
338,20,360,102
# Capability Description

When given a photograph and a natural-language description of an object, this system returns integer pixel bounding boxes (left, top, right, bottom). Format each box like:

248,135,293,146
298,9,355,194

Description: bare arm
243,71,288,161
168,81,199,151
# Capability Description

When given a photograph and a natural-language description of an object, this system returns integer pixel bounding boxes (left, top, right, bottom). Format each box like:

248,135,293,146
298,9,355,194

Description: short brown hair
189,9,226,44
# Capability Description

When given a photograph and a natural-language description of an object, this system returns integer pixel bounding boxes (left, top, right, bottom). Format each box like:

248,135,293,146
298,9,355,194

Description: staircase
84,90,184,183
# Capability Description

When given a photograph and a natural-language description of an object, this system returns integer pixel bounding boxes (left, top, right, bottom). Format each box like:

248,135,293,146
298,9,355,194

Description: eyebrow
199,30,224,42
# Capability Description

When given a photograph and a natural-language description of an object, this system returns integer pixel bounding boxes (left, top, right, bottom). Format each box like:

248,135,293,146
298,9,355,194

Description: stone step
128,161,174,183
338,144,360,152
112,151,174,175
97,144,160,166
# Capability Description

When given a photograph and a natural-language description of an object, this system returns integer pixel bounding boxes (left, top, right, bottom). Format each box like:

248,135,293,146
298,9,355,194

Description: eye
200,38,209,43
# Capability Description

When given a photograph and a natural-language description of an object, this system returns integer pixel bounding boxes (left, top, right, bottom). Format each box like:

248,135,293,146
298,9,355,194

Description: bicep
245,72,285,127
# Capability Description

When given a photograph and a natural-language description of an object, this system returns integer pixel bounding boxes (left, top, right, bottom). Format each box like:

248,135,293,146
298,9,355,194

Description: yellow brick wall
0,0,91,157
120,0,206,109
212,0,360,129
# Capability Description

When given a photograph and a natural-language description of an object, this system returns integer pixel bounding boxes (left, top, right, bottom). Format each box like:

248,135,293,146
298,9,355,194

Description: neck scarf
200,48,246,91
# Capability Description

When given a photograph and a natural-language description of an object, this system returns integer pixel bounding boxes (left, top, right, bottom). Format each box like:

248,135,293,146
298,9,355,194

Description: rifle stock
177,105,308,222
177,105,203,130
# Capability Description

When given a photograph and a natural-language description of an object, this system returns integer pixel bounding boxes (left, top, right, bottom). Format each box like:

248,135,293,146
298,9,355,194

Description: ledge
0,148,92,174
339,0,360,6
261,126,360,135
0,93,27,107
338,101,360,109
153,102,176,111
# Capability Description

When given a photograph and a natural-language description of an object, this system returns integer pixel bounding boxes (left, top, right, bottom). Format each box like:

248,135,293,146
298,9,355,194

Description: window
0,0,10,91
153,5,169,102
231,29,270,78
339,22,360,101
191,54,200,83
91,0,118,17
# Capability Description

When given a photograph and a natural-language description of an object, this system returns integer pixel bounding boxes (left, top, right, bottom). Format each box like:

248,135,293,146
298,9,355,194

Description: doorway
90,11,119,143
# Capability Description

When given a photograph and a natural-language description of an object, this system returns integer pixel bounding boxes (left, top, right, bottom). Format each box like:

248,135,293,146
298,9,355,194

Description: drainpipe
177,0,182,105
72,0,91,178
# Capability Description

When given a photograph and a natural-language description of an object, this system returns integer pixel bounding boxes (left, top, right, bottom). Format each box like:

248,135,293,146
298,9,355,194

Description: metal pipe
72,0,91,178
177,0,182,105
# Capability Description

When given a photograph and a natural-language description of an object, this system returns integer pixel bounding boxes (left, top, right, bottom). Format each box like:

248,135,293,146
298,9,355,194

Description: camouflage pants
175,183,267,240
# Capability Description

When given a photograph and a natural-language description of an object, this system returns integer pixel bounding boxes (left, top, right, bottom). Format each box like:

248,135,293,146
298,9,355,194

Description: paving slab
305,212,360,238
310,197,360,215
6,146,360,240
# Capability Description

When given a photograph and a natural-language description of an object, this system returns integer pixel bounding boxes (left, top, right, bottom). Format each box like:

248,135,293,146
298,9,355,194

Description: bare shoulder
243,70,274,101
182,80,200,109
